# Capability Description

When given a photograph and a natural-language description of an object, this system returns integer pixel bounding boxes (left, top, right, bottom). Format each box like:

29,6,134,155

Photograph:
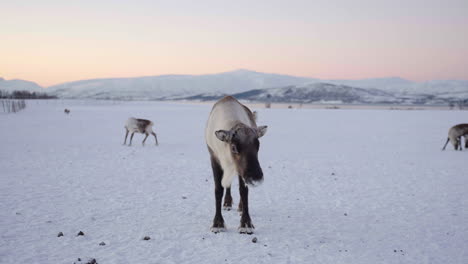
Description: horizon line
2,69,468,89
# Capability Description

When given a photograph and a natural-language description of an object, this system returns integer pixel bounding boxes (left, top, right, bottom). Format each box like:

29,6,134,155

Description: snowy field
1,100,467,264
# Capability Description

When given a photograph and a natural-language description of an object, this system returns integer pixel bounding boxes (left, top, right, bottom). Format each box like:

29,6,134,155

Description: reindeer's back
449,123,468,137
205,97,255,144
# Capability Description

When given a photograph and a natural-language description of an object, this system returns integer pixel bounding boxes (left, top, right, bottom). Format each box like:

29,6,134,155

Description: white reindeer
205,96,267,234
442,123,468,151
124,117,158,146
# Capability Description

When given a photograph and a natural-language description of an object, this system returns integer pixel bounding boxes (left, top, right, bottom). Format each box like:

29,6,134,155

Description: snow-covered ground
1,100,467,264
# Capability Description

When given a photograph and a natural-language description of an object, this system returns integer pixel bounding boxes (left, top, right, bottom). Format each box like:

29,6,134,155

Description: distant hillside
184,83,458,105
0,78,44,92
45,69,315,100
43,70,468,104
232,83,399,104
2,70,468,105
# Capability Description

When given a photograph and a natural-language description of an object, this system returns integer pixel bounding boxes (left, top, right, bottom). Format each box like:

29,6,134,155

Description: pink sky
1,0,467,87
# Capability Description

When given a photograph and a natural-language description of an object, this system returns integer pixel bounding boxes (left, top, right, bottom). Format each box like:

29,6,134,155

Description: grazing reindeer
205,96,268,234
124,117,158,146
64,109,70,114
442,123,468,151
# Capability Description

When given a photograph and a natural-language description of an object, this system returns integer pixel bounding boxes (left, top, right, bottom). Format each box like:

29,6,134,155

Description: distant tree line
449,99,468,110
0,90,57,99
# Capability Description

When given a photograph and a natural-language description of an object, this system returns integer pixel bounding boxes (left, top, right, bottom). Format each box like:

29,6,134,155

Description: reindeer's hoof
211,218,225,233
239,222,254,234
211,226,226,233
223,201,233,211
238,226,254,234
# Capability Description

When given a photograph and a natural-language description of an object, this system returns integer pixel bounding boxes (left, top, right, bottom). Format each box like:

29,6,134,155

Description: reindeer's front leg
238,176,254,234
210,156,225,233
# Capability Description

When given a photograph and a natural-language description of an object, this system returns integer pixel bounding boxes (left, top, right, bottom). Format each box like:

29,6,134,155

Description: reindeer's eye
231,144,239,154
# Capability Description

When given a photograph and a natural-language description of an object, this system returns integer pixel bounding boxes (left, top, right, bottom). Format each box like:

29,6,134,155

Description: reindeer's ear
215,130,232,142
256,126,268,138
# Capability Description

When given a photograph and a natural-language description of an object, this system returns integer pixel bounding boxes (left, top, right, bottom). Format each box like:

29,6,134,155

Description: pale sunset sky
1,0,467,87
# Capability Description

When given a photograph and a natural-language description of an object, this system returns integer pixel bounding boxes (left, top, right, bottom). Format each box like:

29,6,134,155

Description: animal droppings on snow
57,232,64,237
344,213,348,216
252,237,257,243
99,242,106,246
77,231,84,236
143,236,151,240
74,258,97,264
182,196,187,199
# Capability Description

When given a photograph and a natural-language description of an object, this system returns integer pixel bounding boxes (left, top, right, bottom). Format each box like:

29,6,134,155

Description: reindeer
442,123,468,151
123,117,158,146
205,96,267,234
64,109,70,114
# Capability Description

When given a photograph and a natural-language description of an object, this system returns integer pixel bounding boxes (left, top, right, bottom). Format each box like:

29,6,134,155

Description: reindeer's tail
442,138,450,151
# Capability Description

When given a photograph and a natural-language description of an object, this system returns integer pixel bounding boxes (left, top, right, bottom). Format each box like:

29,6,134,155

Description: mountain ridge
1,70,467,105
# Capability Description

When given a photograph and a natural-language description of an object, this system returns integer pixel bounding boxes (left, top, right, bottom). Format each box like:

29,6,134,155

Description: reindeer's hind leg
151,132,158,146
129,132,135,146
223,187,233,210
465,135,468,149
123,129,129,145
142,133,149,146
455,138,461,151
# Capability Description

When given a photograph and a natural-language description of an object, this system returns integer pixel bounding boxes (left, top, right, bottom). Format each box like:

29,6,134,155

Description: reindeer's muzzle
243,166,264,187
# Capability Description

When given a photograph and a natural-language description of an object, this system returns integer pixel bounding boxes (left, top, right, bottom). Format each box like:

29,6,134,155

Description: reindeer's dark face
215,125,268,186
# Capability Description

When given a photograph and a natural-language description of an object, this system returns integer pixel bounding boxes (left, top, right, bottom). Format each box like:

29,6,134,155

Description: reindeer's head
215,124,268,186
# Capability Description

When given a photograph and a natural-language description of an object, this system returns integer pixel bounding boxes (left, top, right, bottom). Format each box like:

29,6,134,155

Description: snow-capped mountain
216,83,458,105
44,70,468,103
46,69,315,100
231,83,400,104
0,78,44,92
326,77,468,96
2,70,467,104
